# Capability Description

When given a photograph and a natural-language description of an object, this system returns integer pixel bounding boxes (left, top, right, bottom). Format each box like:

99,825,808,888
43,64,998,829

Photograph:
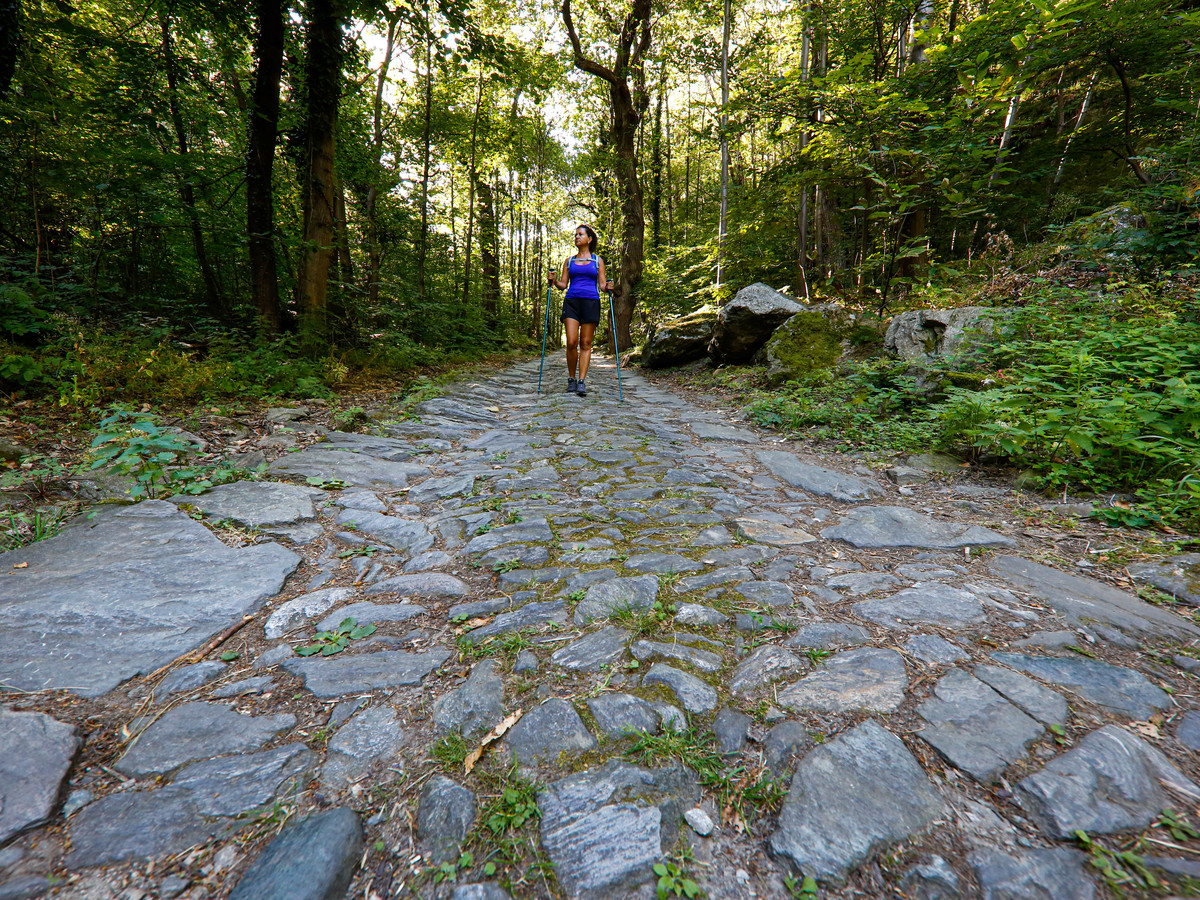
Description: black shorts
562,294,601,325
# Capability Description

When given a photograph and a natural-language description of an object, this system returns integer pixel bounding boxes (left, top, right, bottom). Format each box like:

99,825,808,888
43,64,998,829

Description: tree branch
562,0,619,85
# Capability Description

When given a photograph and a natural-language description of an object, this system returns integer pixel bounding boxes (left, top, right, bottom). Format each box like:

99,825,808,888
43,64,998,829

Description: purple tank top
565,257,600,301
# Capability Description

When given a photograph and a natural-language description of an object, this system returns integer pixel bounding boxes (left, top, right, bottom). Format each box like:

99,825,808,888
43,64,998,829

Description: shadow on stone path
3,351,1199,899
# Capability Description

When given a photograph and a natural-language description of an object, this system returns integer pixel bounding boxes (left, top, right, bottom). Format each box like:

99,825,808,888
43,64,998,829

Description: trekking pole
607,287,624,402
537,281,553,394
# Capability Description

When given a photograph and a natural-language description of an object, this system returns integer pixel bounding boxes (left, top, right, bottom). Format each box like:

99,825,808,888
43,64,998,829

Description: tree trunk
416,16,433,299
296,0,344,355
247,0,285,334
717,0,731,290
364,13,397,309
651,64,664,250
160,14,226,321
0,1,18,99
476,172,500,317
563,0,652,352
461,70,484,305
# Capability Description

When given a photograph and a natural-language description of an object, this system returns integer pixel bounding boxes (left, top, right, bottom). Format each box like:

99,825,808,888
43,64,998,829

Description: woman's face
575,227,589,247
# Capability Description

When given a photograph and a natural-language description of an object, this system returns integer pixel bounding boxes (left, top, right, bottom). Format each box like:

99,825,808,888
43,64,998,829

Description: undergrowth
743,274,1200,530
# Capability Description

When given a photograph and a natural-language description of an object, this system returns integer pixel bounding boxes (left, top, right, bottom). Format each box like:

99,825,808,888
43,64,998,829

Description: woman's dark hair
578,223,599,256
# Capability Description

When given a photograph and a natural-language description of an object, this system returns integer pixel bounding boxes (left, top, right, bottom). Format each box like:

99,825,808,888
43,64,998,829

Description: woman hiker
548,224,613,397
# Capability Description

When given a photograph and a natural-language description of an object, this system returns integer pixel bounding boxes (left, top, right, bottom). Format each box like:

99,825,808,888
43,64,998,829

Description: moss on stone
764,309,853,387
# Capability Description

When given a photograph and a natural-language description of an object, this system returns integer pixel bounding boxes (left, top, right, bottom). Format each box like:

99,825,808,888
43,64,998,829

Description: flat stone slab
756,451,885,502
734,518,817,547
643,663,717,714
854,583,986,629
990,652,1170,719
777,648,908,714
283,649,450,698
1128,552,1200,606
67,788,228,867
170,744,315,817
969,848,1097,900
538,761,698,899
770,720,945,884
690,422,759,442
574,575,659,625
735,580,794,607
622,553,701,574
826,571,901,595
822,506,1015,549
974,664,1068,727
322,432,415,460
464,519,554,555
417,776,476,865
227,808,363,900
504,699,596,764
904,634,969,666
989,555,1200,640
333,508,434,554
321,705,406,791
587,693,661,737
408,474,476,504
265,587,357,639
550,627,631,671
730,645,806,696
117,702,296,776
365,572,469,601
462,600,567,643
0,709,79,844
674,603,728,627
268,447,427,490
0,501,300,696
631,639,722,673
1016,724,1200,838
315,602,425,632
917,669,1043,783
173,481,324,528
785,622,871,650
433,660,506,738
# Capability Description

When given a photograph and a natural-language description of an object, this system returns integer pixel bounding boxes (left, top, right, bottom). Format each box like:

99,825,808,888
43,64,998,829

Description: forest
0,0,1198,524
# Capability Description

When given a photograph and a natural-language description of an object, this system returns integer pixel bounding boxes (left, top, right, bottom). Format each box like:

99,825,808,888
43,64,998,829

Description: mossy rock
763,304,862,387
643,306,718,369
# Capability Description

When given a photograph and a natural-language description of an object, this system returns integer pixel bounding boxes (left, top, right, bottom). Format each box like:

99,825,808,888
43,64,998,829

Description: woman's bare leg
578,323,597,382
563,318,580,378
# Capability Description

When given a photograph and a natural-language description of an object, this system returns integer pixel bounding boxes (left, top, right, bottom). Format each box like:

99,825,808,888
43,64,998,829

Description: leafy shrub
941,288,1200,526
746,360,943,452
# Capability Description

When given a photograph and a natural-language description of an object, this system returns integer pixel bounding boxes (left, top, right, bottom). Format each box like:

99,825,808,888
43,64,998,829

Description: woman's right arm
549,258,569,290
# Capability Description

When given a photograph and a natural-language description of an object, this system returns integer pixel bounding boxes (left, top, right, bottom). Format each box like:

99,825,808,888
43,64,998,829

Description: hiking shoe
567,377,577,393
576,380,587,397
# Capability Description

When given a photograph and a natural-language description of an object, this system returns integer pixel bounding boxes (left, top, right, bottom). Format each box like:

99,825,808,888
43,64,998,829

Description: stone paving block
1015,725,1200,838
0,709,79,844
0,501,299,696
770,720,945,884
777,648,908,714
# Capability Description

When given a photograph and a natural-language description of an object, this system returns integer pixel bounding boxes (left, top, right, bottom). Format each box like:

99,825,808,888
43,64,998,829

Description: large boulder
642,306,718,369
1062,201,1150,262
884,307,1002,366
763,303,863,386
709,283,803,363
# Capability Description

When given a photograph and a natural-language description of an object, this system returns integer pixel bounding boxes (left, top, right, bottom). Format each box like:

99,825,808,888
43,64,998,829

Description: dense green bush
942,287,1200,527
746,277,1200,529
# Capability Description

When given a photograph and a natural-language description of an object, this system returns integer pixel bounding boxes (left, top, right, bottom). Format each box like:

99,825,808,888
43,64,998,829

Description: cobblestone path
3,353,1199,900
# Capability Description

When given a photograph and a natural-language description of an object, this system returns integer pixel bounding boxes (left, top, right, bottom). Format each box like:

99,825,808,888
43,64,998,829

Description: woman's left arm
598,257,612,292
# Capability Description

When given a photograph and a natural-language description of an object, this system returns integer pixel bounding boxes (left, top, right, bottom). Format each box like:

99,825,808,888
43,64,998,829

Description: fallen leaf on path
1128,720,1161,739
464,708,522,775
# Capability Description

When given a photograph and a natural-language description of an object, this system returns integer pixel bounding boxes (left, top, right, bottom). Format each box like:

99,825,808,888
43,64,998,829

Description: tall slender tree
247,0,286,333
296,0,345,354
562,0,652,351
